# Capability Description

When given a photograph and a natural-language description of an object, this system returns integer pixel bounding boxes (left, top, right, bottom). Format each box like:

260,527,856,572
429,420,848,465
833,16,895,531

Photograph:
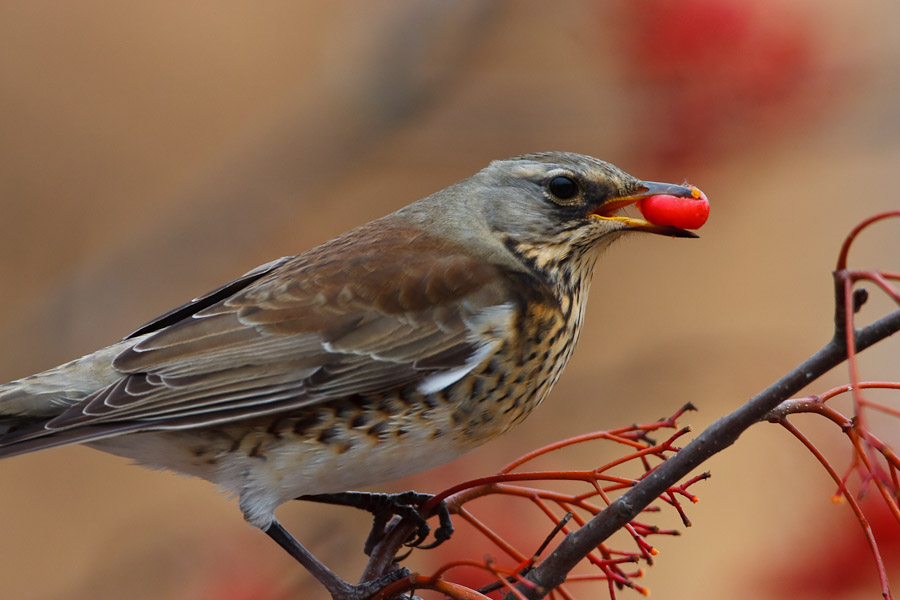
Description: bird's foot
298,490,454,555
332,568,411,600
264,520,410,600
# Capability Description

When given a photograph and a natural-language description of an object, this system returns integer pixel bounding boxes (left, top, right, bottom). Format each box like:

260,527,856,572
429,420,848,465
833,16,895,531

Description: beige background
1,1,899,599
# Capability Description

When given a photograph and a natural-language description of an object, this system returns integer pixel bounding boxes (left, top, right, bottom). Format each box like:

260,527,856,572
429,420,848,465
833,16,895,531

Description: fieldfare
0,152,703,599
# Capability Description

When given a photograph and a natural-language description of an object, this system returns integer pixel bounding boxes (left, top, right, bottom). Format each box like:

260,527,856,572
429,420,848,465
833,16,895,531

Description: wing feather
15,224,521,448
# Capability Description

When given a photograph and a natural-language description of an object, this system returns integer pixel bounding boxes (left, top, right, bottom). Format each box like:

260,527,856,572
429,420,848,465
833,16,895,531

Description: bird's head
479,151,697,244
398,152,702,293
450,152,700,282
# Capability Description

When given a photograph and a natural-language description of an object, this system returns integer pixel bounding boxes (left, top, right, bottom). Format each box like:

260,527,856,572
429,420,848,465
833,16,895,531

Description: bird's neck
502,237,598,320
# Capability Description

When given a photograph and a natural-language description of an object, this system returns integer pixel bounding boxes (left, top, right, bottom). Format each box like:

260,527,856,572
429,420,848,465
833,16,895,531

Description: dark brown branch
508,304,900,599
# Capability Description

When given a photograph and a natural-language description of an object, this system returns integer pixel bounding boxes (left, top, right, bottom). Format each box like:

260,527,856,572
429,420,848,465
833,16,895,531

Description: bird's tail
0,340,131,449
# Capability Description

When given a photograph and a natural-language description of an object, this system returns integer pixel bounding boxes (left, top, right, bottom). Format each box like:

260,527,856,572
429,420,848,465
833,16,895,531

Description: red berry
638,187,709,229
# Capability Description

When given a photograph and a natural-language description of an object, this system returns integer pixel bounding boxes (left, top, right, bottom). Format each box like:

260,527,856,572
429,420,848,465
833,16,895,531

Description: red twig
369,409,698,599
362,214,900,600
777,418,891,599
757,211,900,600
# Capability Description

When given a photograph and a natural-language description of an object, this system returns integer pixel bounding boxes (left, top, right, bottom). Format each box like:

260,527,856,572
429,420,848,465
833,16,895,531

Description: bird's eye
548,176,579,201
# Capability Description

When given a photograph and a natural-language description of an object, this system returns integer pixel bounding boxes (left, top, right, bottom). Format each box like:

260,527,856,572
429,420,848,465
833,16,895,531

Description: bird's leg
297,491,454,555
263,520,409,600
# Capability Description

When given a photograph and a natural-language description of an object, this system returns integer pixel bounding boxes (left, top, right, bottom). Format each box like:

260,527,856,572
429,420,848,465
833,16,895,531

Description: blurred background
1,1,899,599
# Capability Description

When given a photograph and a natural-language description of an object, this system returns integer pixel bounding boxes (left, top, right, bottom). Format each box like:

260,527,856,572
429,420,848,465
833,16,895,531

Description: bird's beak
588,181,700,238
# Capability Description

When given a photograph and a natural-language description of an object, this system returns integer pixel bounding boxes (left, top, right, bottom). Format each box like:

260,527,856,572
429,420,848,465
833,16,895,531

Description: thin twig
507,307,900,599
777,419,891,599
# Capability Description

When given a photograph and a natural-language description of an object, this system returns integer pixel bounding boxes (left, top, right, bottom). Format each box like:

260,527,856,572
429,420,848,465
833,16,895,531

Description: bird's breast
438,290,585,442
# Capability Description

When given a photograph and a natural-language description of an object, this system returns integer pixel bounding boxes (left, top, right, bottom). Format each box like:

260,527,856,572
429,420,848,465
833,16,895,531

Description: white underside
90,416,480,528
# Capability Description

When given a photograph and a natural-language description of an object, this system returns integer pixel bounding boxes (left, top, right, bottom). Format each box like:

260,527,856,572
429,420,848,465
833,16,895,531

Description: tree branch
509,303,900,599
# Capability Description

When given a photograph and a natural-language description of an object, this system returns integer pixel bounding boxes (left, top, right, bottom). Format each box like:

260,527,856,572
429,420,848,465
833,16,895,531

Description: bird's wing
32,225,524,440
124,255,294,339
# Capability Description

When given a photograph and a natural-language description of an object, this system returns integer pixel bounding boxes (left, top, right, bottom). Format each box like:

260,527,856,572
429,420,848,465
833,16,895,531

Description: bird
0,152,700,599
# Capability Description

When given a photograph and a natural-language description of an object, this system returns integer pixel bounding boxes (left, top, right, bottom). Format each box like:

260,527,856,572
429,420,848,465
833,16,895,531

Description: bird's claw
326,567,410,600
405,501,453,550
297,490,454,556
363,491,453,555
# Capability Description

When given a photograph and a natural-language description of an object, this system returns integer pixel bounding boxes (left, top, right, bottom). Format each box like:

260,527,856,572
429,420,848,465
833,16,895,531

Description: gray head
475,152,697,244
403,152,698,285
